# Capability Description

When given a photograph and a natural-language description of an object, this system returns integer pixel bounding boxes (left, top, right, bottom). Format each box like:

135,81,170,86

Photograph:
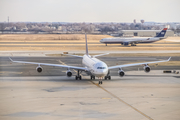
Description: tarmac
1,38,180,52
0,56,180,120
1,50,180,57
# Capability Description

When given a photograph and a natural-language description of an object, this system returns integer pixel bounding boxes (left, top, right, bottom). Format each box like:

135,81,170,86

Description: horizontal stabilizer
93,53,109,58
168,57,171,61
63,54,83,58
9,57,13,62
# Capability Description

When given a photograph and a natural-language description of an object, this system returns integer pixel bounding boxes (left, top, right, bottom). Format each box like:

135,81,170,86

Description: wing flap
125,39,144,43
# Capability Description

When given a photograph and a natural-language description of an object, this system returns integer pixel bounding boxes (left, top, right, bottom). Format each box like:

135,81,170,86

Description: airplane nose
100,69,108,75
103,69,108,74
95,69,108,77
100,39,103,43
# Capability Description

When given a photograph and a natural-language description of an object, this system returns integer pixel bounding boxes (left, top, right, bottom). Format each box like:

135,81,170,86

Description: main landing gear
104,76,111,80
75,70,82,80
105,71,111,80
90,76,95,80
131,43,136,46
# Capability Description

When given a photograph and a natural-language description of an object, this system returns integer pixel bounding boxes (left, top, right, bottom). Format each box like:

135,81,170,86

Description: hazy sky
0,0,180,23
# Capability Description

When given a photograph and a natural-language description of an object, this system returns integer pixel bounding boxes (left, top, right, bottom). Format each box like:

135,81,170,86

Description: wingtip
168,57,171,61
9,57,13,62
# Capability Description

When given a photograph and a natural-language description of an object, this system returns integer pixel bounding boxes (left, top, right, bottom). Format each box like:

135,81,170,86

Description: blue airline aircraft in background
100,28,168,46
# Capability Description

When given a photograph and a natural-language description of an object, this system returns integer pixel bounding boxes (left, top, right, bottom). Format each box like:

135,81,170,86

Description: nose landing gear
99,81,102,84
98,77,103,85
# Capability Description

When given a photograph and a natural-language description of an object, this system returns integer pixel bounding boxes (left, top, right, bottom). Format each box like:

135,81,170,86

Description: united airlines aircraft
100,28,168,46
9,34,171,84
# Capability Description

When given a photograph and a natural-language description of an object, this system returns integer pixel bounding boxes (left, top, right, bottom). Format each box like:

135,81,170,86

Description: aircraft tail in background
155,28,167,37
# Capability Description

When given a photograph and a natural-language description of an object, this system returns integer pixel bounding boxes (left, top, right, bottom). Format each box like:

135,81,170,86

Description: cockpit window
97,67,106,69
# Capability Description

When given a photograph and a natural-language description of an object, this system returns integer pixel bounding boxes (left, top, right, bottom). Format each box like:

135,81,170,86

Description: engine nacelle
123,42,129,46
118,70,125,77
36,66,43,73
66,70,72,77
144,66,151,73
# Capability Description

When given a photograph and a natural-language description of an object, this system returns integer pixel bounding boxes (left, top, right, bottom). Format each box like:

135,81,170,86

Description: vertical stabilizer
155,28,167,37
85,33,89,55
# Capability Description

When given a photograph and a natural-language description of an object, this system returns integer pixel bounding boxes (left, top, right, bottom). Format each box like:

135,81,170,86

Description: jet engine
122,42,129,46
36,66,43,73
144,66,151,73
118,70,125,77
66,70,72,77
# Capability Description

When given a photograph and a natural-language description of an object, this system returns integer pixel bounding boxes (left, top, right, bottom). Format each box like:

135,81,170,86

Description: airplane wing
9,57,87,71
124,39,144,43
108,57,171,70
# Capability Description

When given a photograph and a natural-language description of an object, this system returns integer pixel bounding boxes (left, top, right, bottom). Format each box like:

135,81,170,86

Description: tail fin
155,28,167,37
85,33,89,55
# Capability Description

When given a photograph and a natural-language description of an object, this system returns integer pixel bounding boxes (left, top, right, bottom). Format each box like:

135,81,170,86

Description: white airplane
9,34,171,84
100,28,168,46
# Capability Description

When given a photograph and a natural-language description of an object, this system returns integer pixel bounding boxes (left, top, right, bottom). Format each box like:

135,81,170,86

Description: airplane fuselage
100,37,163,45
82,55,108,77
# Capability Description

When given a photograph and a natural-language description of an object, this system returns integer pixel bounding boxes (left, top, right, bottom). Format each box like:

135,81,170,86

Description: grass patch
0,34,111,41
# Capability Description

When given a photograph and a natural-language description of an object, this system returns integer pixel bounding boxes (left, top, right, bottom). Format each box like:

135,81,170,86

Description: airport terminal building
122,30,174,37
